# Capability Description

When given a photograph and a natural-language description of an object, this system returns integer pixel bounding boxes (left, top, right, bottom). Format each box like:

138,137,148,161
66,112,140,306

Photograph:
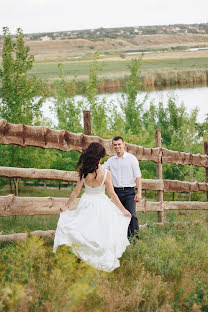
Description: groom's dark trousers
114,187,139,239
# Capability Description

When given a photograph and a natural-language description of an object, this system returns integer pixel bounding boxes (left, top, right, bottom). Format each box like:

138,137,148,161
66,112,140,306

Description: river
42,86,208,126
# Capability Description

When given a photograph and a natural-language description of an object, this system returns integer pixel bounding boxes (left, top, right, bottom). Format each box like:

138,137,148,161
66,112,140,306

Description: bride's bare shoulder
95,166,105,178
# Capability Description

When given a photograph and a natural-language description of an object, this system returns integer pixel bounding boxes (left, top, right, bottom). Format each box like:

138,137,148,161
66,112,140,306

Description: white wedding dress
53,169,130,272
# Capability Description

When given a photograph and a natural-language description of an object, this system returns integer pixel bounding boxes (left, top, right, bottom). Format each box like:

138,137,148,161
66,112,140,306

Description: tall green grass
29,57,208,81
1,187,208,311
1,211,208,311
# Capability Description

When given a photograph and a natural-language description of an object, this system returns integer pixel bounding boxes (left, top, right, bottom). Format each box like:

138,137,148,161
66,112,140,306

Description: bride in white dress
53,142,131,272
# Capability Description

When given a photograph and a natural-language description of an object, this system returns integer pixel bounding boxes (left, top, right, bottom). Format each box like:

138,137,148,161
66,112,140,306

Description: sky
0,0,208,35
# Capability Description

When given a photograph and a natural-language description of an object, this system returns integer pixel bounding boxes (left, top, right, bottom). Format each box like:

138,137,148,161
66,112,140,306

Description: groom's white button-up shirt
103,151,141,187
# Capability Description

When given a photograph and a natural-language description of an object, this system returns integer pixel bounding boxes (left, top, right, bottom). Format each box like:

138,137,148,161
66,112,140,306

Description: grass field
1,184,208,311
28,56,208,81
1,33,208,89
1,210,208,311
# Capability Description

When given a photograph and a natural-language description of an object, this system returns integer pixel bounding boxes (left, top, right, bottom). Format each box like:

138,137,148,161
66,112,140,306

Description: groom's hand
134,193,142,202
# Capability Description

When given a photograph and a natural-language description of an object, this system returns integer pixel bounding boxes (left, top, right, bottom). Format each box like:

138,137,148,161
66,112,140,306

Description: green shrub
0,237,102,312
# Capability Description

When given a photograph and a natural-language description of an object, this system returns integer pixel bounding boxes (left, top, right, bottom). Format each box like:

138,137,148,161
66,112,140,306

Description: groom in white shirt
103,136,142,239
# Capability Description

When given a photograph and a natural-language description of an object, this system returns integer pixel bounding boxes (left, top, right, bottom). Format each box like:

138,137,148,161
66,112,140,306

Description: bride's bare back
84,165,106,188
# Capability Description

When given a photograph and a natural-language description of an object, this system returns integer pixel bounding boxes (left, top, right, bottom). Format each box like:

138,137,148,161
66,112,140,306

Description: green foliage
155,95,200,153
52,64,84,171
85,53,110,136
120,57,146,134
1,212,208,311
50,150,80,179
0,237,102,311
53,64,83,132
0,144,58,193
0,27,46,124
153,95,204,181
0,27,50,193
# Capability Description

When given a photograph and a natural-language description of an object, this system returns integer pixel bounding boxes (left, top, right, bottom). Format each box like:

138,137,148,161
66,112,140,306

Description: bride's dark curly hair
76,142,106,179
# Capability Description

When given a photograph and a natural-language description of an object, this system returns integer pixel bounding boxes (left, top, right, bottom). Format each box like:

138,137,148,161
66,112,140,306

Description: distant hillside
1,23,208,42
1,23,208,62
1,33,206,62
19,23,208,41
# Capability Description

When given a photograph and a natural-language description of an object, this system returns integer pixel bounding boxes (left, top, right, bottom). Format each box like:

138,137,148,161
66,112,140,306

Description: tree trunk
13,178,19,196
189,192,192,201
9,178,13,193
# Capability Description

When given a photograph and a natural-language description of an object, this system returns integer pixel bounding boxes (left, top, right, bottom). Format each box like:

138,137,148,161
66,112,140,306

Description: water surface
42,86,208,126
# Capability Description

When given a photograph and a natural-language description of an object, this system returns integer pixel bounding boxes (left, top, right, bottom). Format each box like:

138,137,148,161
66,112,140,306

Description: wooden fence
0,118,208,242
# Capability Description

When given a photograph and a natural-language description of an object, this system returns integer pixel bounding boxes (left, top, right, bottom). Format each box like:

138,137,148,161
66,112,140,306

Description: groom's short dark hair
112,136,124,142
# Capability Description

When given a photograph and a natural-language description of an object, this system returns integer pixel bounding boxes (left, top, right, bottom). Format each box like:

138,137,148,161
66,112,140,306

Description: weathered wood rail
1,119,208,167
1,166,208,192
0,230,56,243
1,194,208,217
0,225,152,242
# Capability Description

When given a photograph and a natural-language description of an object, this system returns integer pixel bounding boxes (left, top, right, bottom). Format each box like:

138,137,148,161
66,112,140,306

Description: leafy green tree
153,96,203,182
155,101,172,146
53,64,83,132
85,52,109,136
0,27,46,124
120,57,147,135
107,103,126,135
0,27,47,194
196,114,208,141
51,65,85,173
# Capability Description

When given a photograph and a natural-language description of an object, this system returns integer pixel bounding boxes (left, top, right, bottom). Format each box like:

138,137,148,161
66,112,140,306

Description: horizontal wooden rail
0,166,79,182
1,120,208,167
0,195,78,216
0,196,153,216
1,166,208,192
0,230,56,242
164,179,208,192
162,148,208,167
1,195,208,217
0,224,150,242
0,166,163,190
0,119,159,162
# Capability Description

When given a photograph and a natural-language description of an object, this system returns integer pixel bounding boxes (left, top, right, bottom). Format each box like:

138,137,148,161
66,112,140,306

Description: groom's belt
114,186,135,190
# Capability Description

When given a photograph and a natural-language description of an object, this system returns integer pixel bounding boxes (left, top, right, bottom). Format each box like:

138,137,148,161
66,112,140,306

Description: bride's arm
60,178,84,212
105,171,131,217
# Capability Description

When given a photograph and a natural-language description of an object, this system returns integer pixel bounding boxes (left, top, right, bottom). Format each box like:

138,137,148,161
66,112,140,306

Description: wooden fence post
155,129,164,223
204,142,208,201
83,111,91,135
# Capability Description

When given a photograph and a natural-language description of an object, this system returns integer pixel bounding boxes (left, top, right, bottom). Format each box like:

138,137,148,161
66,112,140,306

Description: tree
154,96,203,182
85,52,110,136
53,64,83,132
0,27,46,124
0,27,47,194
120,57,147,135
